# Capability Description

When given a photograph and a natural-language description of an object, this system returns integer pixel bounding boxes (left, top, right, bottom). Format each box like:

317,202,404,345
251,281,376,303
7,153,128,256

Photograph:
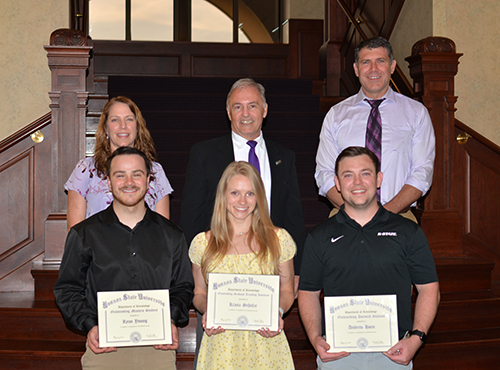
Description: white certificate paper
206,273,280,331
324,295,399,352
97,289,171,347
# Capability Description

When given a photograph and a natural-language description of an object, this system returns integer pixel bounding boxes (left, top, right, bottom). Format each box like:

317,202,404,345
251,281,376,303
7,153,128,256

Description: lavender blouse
64,157,173,218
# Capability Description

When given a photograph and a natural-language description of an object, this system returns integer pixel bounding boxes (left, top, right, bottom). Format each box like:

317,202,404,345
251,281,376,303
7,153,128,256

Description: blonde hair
93,96,157,178
201,162,280,281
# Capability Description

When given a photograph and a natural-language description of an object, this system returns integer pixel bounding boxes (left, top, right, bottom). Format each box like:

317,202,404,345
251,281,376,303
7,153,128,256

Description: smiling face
334,154,383,211
107,154,150,209
227,86,268,140
225,174,257,223
353,47,396,99
106,102,138,151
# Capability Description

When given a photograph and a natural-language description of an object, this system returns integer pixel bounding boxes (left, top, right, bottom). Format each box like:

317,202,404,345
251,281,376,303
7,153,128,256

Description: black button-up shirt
54,204,194,333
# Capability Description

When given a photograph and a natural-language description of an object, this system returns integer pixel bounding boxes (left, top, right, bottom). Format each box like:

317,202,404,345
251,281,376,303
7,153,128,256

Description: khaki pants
82,342,176,370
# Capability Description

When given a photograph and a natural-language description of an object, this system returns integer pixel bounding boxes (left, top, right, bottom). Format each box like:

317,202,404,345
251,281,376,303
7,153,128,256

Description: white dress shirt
232,131,272,212
315,87,435,206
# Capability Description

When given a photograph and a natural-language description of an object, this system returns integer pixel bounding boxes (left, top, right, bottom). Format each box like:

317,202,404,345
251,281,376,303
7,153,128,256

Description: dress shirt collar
353,87,396,106
101,202,154,228
231,130,264,149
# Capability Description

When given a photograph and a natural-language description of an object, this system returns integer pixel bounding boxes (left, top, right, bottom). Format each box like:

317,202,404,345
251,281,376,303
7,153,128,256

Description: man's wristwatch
405,329,427,344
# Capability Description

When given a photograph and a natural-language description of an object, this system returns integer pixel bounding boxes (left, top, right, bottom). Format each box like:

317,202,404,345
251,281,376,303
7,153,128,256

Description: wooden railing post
405,37,464,256
43,29,91,264
320,0,351,96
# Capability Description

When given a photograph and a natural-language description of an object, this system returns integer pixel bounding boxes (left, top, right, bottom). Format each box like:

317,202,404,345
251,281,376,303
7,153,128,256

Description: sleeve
406,105,435,196
53,229,97,333
277,228,297,264
406,226,439,285
149,162,174,201
188,232,207,266
168,233,195,328
64,158,92,198
180,144,212,245
315,108,340,197
297,232,325,292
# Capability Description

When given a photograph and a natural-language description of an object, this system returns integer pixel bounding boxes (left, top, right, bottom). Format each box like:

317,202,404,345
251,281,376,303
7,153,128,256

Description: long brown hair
201,162,280,281
93,96,157,178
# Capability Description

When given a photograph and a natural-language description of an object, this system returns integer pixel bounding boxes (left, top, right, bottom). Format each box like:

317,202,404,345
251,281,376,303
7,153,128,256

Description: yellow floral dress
189,228,296,370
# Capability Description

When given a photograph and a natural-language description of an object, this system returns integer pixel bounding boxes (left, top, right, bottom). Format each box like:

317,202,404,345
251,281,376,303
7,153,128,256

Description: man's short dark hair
335,146,381,175
106,147,152,178
354,37,394,64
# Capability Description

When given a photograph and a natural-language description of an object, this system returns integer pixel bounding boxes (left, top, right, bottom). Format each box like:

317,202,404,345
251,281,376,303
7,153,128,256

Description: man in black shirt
55,147,194,370
299,146,439,370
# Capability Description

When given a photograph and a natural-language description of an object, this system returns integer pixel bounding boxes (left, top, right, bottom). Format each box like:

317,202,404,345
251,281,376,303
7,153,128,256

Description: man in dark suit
180,78,306,275
181,78,306,369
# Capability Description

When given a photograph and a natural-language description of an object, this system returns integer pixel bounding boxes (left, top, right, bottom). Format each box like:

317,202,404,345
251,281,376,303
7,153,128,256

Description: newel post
406,37,464,256
43,29,91,264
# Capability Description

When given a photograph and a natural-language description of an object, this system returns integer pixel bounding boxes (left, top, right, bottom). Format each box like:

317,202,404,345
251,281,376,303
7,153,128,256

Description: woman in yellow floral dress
189,161,296,369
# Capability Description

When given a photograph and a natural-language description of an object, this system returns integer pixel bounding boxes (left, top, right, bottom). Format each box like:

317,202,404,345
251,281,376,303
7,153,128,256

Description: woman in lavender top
65,96,173,230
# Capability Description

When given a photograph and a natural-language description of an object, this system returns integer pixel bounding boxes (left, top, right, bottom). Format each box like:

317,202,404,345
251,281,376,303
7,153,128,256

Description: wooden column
43,29,91,264
406,37,463,256
319,0,349,96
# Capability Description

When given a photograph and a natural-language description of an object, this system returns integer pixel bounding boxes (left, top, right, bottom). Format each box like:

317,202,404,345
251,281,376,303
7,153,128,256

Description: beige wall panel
0,0,68,141
391,0,433,82
287,0,323,19
433,0,500,146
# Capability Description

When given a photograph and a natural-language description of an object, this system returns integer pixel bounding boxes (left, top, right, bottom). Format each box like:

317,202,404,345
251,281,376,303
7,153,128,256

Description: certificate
324,295,398,352
206,273,280,331
97,289,171,347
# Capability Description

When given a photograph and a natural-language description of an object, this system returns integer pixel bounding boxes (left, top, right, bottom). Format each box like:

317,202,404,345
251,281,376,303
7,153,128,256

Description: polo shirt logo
377,232,397,236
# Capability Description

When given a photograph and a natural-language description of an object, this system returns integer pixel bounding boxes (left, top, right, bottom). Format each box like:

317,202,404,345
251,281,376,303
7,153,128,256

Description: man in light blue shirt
315,37,435,219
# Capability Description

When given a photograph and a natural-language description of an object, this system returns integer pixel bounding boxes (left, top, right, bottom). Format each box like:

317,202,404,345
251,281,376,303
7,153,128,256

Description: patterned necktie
247,140,260,174
365,98,384,201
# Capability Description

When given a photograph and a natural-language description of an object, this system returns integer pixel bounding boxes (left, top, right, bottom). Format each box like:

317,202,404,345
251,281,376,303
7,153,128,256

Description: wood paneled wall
454,121,500,280
89,20,323,81
0,115,53,291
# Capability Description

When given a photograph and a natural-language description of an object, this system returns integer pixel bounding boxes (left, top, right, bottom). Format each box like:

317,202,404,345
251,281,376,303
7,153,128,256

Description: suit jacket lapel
216,134,235,172
265,139,283,214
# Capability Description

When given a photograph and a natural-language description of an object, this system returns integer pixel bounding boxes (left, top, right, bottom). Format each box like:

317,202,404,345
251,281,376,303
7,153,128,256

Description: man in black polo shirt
55,147,194,370
298,146,439,370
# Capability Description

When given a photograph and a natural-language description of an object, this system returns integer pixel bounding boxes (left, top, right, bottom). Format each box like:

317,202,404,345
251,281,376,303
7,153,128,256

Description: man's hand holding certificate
206,273,280,331
324,295,399,353
97,289,172,348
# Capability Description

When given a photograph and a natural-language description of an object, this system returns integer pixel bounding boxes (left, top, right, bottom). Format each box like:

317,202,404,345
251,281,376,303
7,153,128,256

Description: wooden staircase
2,32,500,368
1,255,499,369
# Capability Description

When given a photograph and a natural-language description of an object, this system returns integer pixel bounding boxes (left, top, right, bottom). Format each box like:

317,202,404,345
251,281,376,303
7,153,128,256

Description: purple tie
247,140,260,174
365,98,384,201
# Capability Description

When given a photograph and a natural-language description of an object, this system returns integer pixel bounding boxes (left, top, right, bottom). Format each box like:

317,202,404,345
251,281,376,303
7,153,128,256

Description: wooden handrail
0,112,51,154
455,118,500,155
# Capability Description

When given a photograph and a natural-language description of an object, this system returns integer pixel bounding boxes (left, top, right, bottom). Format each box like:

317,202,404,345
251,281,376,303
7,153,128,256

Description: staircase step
110,92,321,112
0,339,83,370
108,76,315,96
431,297,500,331
28,258,496,306
0,303,85,341
414,336,500,369
143,110,325,132
434,257,494,293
